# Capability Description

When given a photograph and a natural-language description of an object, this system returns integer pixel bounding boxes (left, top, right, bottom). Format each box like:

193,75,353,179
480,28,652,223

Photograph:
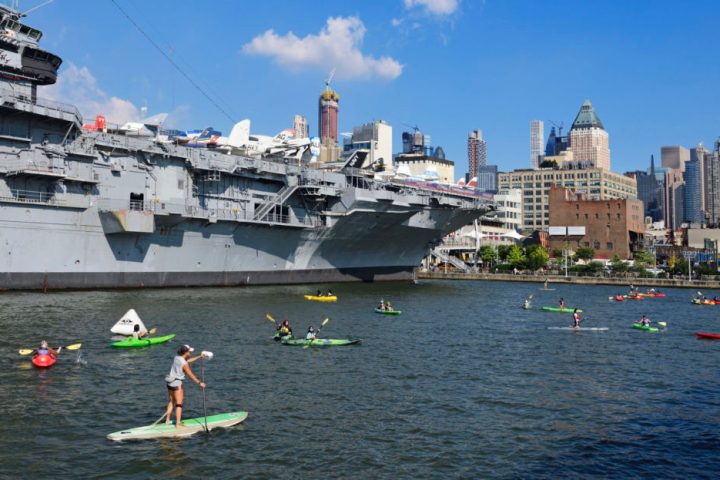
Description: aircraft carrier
0,4,492,290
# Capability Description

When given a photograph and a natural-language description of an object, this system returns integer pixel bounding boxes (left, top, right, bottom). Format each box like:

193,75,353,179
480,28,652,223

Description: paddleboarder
164,345,207,428
572,309,581,328
559,298,565,310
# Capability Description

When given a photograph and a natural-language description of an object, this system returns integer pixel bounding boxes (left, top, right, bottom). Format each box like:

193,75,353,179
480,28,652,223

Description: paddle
19,343,82,356
265,313,278,327
657,321,667,327
303,318,330,349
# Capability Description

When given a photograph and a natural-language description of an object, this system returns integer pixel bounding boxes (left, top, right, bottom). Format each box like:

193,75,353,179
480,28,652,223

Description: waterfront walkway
418,271,720,290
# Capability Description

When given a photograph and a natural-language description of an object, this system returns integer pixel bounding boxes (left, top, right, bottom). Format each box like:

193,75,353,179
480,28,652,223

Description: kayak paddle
265,313,279,327
19,343,82,355
657,322,667,327
303,318,330,349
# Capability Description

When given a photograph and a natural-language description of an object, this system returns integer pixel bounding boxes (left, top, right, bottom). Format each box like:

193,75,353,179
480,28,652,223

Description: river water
1,280,719,479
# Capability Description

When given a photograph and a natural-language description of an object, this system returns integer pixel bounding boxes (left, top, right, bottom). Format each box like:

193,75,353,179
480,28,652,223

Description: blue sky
26,0,720,177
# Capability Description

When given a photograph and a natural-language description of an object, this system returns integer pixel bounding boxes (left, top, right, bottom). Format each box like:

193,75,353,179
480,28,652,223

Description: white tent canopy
110,309,148,336
502,230,525,240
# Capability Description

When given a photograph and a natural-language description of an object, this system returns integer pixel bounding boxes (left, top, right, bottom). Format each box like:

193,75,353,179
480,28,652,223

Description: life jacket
279,326,289,334
38,348,49,355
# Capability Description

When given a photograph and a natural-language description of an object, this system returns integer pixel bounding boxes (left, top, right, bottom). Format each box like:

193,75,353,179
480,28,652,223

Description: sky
21,0,720,177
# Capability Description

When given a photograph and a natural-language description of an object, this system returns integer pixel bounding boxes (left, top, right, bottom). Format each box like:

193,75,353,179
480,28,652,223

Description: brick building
548,186,645,260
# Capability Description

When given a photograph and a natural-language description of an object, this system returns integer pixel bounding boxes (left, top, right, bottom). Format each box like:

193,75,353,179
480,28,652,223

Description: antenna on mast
20,0,54,17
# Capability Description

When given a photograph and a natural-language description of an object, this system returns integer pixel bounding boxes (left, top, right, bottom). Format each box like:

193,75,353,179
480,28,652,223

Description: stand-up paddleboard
107,411,248,441
548,327,608,331
542,307,582,313
110,309,148,336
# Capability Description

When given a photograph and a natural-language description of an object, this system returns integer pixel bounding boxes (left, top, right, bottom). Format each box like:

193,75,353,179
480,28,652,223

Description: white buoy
110,309,148,336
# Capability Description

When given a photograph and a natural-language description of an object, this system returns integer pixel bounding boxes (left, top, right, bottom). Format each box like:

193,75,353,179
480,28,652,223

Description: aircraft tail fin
228,119,250,147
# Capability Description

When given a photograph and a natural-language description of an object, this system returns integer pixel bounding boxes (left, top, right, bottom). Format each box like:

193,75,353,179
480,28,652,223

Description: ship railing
0,89,83,125
3,188,57,204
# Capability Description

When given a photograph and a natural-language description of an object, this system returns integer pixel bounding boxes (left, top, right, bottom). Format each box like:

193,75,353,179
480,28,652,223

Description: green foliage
478,245,496,265
610,254,628,273
570,261,604,275
525,246,549,270
633,249,655,267
573,247,595,262
669,258,689,276
551,248,563,259
497,244,512,262
507,244,526,268
539,159,559,169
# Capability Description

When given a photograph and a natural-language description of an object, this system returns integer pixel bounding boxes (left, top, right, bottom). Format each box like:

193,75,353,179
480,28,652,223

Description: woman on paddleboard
164,345,206,427
572,309,581,328
559,298,565,310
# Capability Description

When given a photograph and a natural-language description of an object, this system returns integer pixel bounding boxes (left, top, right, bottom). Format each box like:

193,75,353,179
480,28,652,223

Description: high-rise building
690,143,708,214
318,88,339,144
497,167,637,231
660,145,690,172
545,126,568,157
568,99,611,170
467,129,487,179
706,138,720,227
293,114,309,139
342,120,393,168
664,168,685,230
632,155,664,222
530,120,544,169
683,159,704,224
476,165,498,193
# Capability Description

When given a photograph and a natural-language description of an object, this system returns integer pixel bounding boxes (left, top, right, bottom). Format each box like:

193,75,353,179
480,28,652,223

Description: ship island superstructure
0,4,492,290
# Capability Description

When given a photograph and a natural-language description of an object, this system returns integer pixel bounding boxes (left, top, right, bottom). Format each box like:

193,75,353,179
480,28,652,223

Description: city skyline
30,0,720,178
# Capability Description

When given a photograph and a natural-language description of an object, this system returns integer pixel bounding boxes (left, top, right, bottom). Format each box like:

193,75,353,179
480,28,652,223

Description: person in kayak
378,299,386,311
571,309,581,328
33,340,60,356
277,319,292,337
523,298,531,309
386,300,394,312
164,345,206,428
306,326,316,340
638,314,651,327
131,324,148,340
615,294,623,302
559,298,565,310
326,289,333,296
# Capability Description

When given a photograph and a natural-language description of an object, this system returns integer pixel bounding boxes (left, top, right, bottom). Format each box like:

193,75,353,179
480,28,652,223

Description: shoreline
418,271,720,290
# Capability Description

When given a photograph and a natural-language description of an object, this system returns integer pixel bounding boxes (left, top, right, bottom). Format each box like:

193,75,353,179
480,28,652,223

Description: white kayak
548,327,608,331
107,411,248,441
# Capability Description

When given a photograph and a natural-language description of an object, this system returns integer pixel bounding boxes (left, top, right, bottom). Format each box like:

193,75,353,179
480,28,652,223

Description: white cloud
391,18,403,27
404,0,459,15
45,63,139,124
242,16,403,80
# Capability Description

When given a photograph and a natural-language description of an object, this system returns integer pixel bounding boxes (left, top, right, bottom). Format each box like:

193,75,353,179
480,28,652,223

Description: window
606,242,614,249
595,213,599,219
576,214,580,219
593,241,600,249
617,213,621,220
585,213,589,219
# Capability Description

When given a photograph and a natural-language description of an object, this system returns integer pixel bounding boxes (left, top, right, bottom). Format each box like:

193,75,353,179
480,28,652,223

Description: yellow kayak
304,295,337,302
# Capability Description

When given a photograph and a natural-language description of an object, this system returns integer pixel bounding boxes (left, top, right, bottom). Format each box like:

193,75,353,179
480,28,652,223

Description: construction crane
324,68,336,90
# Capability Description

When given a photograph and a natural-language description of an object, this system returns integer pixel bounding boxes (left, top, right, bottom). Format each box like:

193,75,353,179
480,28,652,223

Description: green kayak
542,307,583,313
111,334,176,348
632,323,660,332
374,308,402,315
107,411,248,441
280,337,360,347
273,333,293,341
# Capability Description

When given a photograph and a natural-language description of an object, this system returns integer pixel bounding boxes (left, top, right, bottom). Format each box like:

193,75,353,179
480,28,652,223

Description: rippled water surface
1,280,720,479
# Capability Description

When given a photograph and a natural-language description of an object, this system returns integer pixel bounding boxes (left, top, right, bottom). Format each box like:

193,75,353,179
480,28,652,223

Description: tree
507,244,526,268
526,246,550,270
667,253,678,270
633,249,655,267
574,247,595,262
551,248,563,259
478,245,496,265
497,244,512,262
539,159,559,169
610,254,628,274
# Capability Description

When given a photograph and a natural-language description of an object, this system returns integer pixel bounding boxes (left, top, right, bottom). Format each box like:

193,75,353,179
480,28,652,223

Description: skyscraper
660,145,690,172
318,88,339,144
530,120,544,169
706,138,720,227
293,114,309,139
568,99,610,170
683,159,704,224
634,155,664,222
476,165,498,193
467,129,487,179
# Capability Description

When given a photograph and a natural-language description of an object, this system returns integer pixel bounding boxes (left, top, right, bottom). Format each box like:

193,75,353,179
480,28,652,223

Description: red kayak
696,332,720,340
32,353,56,368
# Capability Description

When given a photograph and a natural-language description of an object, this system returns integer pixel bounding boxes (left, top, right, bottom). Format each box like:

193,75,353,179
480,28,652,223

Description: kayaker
164,345,206,428
306,326,316,340
523,298,531,309
559,298,565,310
615,294,623,302
277,319,293,337
386,300,394,312
131,324,147,340
326,289,333,296
571,309,581,328
378,299,386,311
316,289,323,297
33,340,59,356
639,314,651,327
